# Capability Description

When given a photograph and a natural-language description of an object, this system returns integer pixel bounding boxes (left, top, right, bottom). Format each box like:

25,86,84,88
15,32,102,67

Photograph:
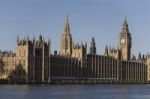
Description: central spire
64,16,70,34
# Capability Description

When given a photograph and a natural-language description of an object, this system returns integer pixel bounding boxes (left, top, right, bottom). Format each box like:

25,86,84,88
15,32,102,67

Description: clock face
121,38,125,44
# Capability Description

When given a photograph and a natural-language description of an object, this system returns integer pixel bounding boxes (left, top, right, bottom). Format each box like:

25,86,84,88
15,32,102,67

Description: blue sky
0,0,150,56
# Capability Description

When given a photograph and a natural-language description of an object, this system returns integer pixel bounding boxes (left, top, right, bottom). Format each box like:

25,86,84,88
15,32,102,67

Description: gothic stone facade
0,17,149,84
0,35,51,83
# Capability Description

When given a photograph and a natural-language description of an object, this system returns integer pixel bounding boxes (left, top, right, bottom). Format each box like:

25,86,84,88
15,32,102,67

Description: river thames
0,84,150,99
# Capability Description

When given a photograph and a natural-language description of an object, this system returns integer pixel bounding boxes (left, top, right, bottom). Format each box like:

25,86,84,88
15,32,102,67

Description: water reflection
0,85,150,99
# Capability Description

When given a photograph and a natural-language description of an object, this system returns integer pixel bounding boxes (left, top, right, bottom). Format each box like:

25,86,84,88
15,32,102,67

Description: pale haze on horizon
0,0,150,57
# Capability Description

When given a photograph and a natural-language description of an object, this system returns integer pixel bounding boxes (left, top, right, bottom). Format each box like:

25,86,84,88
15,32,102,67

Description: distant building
0,16,149,84
0,35,50,83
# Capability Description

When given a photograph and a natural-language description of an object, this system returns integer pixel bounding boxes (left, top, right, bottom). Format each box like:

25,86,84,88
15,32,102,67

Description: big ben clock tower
119,18,132,60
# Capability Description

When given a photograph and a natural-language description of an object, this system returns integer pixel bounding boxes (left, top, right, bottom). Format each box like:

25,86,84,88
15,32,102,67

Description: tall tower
89,37,96,55
104,45,108,55
16,35,31,82
119,17,132,60
60,16,73,56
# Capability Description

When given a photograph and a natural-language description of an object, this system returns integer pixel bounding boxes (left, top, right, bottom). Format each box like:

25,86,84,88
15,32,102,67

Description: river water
0,84,150,99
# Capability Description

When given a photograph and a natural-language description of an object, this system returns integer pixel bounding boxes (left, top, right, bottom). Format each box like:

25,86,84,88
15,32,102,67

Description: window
19,50,21,56
65,38,68,49
24,50,26,56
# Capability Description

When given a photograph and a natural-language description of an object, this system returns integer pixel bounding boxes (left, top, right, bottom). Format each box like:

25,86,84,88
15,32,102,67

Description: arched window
19,50,21,56
65,38,68,50
24,50,26,56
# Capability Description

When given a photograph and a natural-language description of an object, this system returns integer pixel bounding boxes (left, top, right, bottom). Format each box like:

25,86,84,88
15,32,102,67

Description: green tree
8,64,26,83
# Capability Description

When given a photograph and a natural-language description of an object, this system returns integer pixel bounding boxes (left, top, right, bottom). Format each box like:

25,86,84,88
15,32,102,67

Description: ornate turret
104,45,108,55
132,54,136,60
33,35,35,43
48,37,51,46
89,37,96,55
39,34,42,42
26,34,29,42
17,35,19,44
48,37,51,54
138,52,142,60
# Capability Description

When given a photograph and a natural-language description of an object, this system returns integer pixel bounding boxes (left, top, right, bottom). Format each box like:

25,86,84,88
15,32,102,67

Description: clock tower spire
119,17,132,60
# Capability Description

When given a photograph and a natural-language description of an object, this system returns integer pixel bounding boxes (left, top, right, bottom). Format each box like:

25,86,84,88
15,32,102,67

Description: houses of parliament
0,16,150,84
